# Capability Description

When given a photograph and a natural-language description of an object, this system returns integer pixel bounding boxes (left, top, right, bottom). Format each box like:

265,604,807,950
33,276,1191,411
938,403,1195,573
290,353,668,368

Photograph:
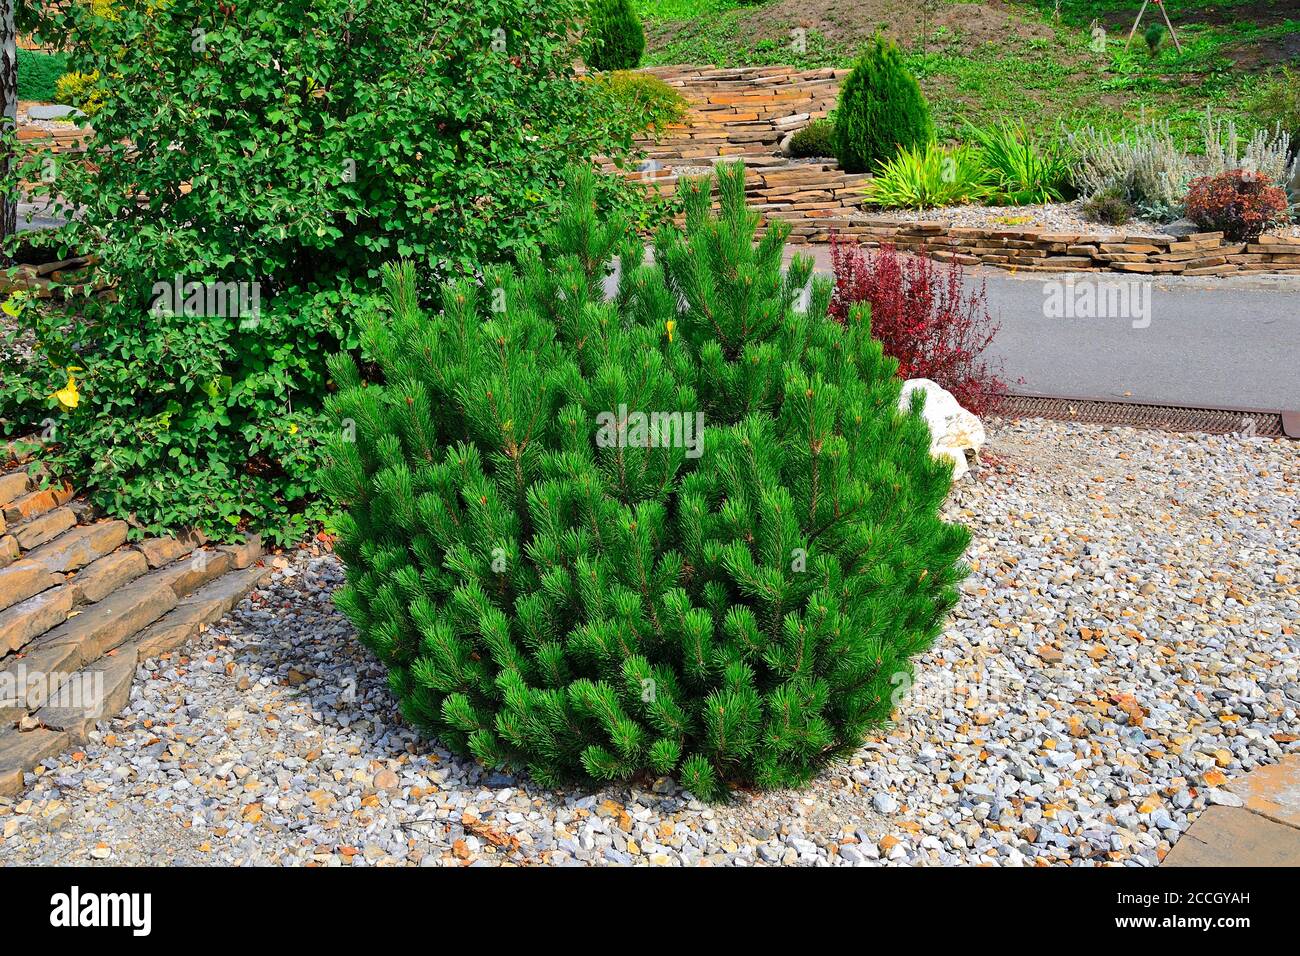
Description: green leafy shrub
863,141,992,210
17,49,69,101
788,118,836,158
967,121,1072,205
588,70,686,133
586,0,646,72
53,70,106,115
323,163,970,799
1081,186,1136,226
1248,69,1299,156
834,35,933,175
3,0,638,544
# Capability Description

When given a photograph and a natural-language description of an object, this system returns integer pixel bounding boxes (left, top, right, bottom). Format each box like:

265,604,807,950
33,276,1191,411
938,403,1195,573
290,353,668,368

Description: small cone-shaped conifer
585,0,646,72
323,162,970,800
834,34,934,174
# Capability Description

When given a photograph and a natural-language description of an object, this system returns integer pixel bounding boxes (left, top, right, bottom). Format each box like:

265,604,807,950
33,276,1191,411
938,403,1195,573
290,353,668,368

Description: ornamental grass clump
323,163,971,800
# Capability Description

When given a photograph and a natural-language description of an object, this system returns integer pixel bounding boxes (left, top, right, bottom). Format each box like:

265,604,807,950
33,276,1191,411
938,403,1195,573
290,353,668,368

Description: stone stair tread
134,532,203,569
0,726,69,798
11,506,77,552
0,535,18,569
34,645,138,744
2,483,74,525
30,576,178,670
0,584,76,656
0,471,29,509
0,640,81,711
128,563,272,658
153,546,234,599
23,519,129,575
68,548,149,606
0,559,64,614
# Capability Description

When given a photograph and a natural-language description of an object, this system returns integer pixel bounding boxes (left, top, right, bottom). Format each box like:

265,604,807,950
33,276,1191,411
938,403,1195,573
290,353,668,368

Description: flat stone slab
0,640,81,711
127,564,270,658
32,577,177,668
0,535,18,568
154,547,233,599
27,104,85,120
0,559,64,614
134,534,198,569
1229,755,1300,829
0,584,75,655
3,484,73,524
0,727,69,797
24,520,128,574
0,472,29,508
69,548,148,605
12,506,77,550
36,646,138,743
1162,805,1300,867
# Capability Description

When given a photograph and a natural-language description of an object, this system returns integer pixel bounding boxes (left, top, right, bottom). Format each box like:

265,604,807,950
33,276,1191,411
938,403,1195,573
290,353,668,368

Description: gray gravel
2,419,1297,866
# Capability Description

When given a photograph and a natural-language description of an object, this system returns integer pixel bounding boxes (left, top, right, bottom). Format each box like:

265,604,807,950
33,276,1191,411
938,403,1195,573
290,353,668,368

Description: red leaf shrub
1184,170,1291,242
829,236,1008,416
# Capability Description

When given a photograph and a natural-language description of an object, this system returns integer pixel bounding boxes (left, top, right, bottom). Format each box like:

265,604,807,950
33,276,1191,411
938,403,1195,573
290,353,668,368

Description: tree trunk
1,0,18,249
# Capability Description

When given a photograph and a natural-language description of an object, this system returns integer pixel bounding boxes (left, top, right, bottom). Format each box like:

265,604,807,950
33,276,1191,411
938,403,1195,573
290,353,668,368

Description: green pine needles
834,34,934,175
323,162,970,800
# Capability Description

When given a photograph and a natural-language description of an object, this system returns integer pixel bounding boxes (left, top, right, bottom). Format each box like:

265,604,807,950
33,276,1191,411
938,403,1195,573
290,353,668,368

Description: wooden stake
1124,0,1150,49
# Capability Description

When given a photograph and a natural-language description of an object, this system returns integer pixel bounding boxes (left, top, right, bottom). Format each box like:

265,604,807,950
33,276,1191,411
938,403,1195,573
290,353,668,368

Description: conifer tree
834,34,934,174
585,0,645,72
324,162,970,800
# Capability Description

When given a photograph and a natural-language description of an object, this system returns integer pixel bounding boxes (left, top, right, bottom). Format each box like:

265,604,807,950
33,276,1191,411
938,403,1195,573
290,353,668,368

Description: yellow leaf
49,368,82,410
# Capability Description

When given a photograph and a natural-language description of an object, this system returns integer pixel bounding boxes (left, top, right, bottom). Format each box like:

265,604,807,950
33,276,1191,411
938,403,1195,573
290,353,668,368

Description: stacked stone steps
0,456,274,796
636,66,845,162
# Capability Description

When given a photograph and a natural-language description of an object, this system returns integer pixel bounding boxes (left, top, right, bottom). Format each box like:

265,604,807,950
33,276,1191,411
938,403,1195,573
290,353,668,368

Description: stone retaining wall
636,65,844,162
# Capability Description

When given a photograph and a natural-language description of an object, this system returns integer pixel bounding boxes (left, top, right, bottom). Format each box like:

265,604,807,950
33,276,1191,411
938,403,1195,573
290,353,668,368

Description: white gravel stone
1,419,1295,866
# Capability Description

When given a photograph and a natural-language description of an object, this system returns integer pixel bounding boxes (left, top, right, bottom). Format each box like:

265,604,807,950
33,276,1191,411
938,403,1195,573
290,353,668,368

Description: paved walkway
790,245,1300,412
1163,756,1300,866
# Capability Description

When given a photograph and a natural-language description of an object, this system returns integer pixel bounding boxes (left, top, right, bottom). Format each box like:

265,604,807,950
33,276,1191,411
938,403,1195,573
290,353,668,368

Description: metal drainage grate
991,395,1295,439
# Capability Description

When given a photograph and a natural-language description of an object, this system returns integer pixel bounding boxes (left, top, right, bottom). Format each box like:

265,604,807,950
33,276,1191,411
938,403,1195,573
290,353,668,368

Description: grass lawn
631,0,1298,144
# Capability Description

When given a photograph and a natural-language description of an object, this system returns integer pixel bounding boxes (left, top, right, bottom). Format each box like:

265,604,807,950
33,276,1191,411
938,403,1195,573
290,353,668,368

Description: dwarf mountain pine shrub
323,163,970,800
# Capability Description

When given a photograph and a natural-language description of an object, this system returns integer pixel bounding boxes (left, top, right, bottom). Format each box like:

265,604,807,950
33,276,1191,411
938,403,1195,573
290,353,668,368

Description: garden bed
2,417,1294,865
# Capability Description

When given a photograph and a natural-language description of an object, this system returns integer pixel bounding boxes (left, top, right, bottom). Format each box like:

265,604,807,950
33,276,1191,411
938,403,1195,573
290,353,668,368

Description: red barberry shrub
828,236,1009,416
1184,170,1291,242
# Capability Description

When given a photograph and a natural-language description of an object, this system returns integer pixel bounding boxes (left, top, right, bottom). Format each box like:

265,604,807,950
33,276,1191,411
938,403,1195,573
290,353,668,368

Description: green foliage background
2,0,649,544
586,0,647,72
16,49,69,101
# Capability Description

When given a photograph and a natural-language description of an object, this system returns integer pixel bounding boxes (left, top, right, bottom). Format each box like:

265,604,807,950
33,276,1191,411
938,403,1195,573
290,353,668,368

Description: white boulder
898,379,985,480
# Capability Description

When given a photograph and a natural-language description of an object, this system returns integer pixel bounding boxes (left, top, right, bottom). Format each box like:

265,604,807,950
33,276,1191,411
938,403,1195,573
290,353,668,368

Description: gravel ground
2,419,1297,866
858,199,1300,241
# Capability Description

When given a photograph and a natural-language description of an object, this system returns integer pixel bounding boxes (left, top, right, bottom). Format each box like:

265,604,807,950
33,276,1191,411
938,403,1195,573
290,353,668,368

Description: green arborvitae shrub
788,118,836,158
323,163,971,800
834,35,933,175
586,0,646,72
17,49,69,101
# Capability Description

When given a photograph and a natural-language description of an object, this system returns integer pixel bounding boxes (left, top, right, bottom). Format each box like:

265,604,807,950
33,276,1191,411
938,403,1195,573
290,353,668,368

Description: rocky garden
0,0,1296,869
